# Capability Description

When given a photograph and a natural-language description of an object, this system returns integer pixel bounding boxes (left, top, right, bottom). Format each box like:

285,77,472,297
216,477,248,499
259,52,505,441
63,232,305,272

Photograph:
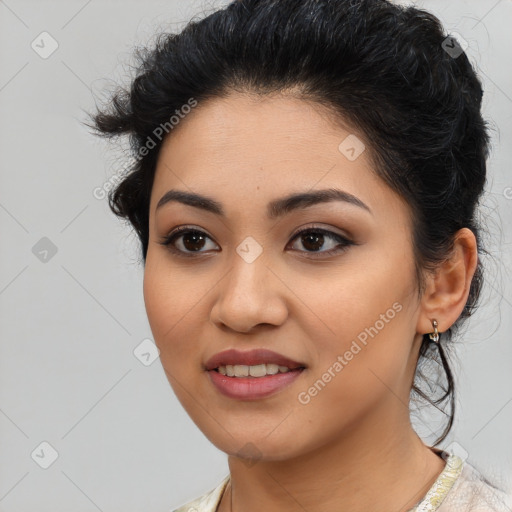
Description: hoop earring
429,319,440,343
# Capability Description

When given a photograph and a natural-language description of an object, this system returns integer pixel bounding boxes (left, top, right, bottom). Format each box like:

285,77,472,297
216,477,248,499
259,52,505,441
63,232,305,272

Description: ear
416,228,479,336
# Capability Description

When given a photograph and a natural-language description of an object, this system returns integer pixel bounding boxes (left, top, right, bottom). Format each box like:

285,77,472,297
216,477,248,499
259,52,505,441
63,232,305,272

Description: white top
172,452,512,512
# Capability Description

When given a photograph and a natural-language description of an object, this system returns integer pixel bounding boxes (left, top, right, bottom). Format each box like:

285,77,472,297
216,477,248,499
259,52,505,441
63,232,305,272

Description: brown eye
288,227,353,257
179,231,207,252
159,227,219,257
159,225,354,259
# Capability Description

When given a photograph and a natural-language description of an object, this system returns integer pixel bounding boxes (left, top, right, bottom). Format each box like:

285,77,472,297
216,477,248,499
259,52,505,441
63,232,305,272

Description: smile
215,363,298,377
207,366,305,400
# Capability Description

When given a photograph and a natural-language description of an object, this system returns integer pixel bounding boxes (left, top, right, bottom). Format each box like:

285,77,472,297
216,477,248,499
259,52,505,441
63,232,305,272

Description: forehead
161,92,354,156
150,92,408,225
154,94,365,180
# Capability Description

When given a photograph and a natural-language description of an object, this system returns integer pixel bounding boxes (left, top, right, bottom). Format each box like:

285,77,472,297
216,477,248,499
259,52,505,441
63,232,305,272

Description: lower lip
207,368,305,400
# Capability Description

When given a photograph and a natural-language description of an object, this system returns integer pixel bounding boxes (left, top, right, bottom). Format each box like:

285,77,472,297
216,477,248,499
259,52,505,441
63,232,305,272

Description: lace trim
411,453,464,512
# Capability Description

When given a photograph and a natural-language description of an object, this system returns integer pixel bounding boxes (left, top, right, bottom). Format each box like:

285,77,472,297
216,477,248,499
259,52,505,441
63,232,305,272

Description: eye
287,225,354,257
159,224,354,258
158,226,219,257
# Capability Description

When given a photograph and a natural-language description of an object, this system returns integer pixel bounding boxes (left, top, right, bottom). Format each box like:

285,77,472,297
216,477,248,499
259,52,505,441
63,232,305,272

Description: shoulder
439,460,512,512
172,475,230,512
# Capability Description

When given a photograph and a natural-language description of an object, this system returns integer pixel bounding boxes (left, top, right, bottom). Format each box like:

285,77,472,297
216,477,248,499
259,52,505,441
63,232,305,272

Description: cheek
299,252,416,397
143,258,203,366
294,258,408,345
143,262,210,417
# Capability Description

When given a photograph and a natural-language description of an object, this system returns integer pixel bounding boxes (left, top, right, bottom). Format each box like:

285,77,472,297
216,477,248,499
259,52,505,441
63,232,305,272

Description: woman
89,0,511,510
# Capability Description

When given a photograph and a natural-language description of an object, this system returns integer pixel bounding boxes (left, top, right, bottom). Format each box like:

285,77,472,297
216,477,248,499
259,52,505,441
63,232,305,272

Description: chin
205,429,307,462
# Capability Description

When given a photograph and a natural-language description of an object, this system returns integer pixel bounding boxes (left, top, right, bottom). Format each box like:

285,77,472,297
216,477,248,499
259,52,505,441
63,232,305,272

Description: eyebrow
155,188,372,219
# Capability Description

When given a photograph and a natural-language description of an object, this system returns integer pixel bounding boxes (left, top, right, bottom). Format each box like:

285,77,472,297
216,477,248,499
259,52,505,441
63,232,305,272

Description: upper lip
204,349,306,371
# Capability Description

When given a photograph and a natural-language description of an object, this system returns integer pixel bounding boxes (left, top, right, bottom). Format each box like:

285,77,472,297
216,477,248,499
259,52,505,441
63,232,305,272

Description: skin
143,92,478,512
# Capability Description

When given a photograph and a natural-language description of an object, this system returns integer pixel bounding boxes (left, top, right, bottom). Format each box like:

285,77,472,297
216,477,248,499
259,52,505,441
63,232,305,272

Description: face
143,92,424,461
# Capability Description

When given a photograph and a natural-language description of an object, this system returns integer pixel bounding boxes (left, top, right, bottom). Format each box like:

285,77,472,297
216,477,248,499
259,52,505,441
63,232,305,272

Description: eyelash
158,224,354,259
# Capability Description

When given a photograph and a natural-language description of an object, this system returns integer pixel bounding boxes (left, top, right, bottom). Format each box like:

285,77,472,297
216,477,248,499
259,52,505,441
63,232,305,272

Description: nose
209,255,288,333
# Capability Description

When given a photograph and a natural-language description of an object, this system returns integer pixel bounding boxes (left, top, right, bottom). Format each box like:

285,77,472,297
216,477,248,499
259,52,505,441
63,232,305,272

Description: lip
207,368,305,400
204,348,306,371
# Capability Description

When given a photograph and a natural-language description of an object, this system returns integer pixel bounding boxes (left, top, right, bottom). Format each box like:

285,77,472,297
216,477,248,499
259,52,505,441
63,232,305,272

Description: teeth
266,364,279,375
216,363,297,377
234,364,249,377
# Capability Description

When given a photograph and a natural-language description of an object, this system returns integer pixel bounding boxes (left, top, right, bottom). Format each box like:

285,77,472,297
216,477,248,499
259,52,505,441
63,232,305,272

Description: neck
220,404,446,512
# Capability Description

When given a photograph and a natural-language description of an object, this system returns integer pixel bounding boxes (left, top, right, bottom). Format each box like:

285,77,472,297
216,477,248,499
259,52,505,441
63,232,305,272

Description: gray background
0,0,511,510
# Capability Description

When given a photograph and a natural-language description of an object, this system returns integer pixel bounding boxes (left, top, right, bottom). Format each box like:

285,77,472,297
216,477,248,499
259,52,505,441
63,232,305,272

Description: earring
429,319,440,343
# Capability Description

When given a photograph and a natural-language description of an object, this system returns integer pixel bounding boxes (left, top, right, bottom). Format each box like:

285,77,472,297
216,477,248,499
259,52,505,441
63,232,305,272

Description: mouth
204,348,307,373
212,363,305,378
204,348,307,400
